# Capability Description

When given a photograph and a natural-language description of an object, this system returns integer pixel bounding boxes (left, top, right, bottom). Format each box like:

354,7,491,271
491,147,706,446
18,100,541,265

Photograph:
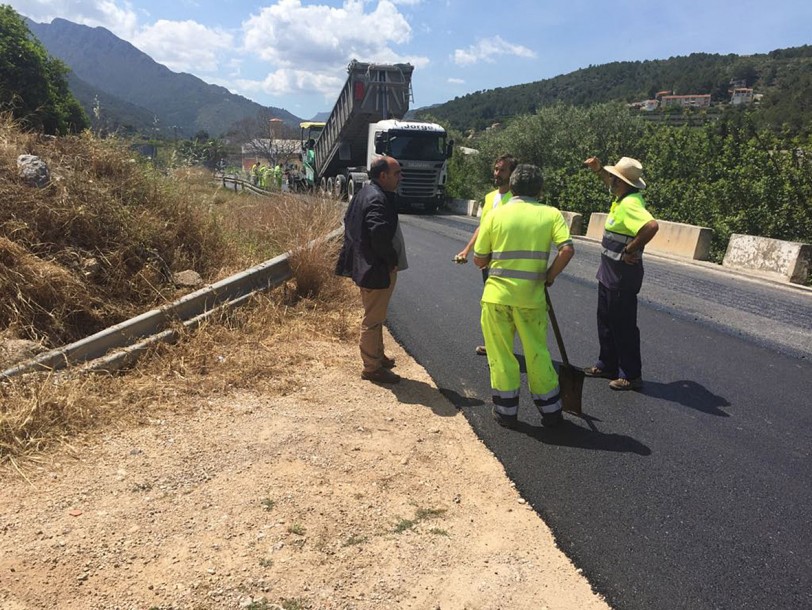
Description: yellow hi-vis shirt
474,197,573,308
480,189,512,223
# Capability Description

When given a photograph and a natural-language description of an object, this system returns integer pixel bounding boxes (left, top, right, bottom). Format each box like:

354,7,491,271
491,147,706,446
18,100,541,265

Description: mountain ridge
26,17,303,138
414,46,812,136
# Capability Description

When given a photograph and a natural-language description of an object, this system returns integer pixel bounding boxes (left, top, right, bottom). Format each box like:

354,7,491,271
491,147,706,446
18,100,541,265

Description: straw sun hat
604,157,646,189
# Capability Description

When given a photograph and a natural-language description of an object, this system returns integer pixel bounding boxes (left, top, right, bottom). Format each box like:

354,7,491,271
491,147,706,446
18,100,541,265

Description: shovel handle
545,287,570,366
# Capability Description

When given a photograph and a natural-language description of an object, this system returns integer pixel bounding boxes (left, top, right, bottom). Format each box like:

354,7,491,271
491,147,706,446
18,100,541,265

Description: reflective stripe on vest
490,250,550,261
488,268,546,281
601,229,642,261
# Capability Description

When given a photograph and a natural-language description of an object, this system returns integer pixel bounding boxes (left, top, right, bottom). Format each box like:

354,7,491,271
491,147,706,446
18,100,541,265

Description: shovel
545,288,584,415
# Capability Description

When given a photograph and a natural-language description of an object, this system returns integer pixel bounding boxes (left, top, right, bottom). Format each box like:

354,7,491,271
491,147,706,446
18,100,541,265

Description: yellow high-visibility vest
480,189,512,223
475,197,572,308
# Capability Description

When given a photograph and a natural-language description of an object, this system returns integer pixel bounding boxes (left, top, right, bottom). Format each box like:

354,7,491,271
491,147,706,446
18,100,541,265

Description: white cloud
447,77,464,84
452,36,536,66
240,0,425,98
133,20,233,73
8,0,139,38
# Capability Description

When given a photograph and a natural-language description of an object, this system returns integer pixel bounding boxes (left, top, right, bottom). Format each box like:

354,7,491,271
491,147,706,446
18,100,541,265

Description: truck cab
369,120,453,212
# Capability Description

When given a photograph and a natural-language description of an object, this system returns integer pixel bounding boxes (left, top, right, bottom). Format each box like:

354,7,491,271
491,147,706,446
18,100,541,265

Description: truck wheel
319,177,328,195
334,175,346,200
347,178,356,200
325,177,333,197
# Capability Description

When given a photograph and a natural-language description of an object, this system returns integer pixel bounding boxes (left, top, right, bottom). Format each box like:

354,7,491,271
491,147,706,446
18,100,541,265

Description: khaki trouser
359,271,397,373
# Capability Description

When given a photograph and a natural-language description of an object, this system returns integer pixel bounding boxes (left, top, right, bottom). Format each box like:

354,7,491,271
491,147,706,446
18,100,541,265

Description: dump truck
301,60,453,212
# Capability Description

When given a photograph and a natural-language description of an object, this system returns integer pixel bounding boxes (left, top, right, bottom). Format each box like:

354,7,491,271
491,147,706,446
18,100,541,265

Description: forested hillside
419,47,812,137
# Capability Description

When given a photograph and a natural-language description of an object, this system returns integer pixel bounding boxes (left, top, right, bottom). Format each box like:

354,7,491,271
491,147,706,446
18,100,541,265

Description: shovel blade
558,364,585,415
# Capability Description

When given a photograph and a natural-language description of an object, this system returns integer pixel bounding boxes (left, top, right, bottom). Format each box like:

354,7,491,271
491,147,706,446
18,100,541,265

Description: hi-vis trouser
481,302,562,419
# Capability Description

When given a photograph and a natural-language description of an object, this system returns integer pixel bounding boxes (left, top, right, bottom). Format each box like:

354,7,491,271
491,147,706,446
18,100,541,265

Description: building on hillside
659,94,712,109
629,99,660,112
731,87,755,105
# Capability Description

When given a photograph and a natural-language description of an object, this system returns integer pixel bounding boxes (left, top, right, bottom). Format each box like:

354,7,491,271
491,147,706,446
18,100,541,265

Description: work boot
361,368,401,384
475,345,487,356
541,410,563,428
381,355,396,369
492,407,517,429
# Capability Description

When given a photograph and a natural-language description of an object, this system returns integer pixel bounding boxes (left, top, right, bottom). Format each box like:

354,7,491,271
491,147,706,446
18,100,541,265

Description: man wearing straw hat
583,156,659,391
473,164,574,428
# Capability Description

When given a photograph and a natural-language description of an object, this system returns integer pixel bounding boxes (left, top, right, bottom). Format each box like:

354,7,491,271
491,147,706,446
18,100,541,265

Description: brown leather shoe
381,356,396,369
361,368,401,384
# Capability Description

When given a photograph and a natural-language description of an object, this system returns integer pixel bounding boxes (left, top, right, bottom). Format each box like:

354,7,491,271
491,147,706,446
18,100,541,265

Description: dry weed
1,114,353,465
0,278,359,464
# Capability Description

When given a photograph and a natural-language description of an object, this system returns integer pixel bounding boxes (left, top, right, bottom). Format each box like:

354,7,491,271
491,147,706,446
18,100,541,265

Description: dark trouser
596,282,642,380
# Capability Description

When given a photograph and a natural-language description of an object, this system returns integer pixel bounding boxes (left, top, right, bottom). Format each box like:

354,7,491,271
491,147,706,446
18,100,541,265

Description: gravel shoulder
0,327,609,610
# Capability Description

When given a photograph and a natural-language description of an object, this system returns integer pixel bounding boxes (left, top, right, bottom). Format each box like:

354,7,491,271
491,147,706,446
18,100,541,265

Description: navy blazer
335,181,399,289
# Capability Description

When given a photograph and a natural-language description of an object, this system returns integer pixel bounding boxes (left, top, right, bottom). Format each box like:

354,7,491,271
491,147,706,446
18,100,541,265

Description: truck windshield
387,131,447,161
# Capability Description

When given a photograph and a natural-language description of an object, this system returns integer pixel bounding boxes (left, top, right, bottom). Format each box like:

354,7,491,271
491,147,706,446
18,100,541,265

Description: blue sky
8,0,812,120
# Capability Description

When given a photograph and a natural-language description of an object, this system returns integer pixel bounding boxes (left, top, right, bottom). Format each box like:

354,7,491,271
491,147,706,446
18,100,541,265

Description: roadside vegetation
444,103,812,261
0,113,350,466
0,5,88,134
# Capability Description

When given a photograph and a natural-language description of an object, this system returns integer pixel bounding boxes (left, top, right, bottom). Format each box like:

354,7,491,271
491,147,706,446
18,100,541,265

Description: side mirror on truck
446,139,454,159
374,132,387,154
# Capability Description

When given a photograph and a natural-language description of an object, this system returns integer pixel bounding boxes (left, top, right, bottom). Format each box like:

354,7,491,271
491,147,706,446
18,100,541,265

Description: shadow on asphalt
382,377,464,417
510,415,652,455
639,379,731,416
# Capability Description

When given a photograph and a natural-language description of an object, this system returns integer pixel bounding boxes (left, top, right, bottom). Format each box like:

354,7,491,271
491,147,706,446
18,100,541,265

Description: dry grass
0,280,360,464
0,113,231,344
0,115,354,464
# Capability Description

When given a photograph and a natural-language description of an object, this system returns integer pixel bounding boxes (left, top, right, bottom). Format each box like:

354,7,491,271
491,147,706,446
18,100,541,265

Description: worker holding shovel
473,164,574,429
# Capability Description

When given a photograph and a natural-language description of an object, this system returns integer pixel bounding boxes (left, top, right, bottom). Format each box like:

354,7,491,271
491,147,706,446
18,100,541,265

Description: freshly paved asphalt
385,213,812,610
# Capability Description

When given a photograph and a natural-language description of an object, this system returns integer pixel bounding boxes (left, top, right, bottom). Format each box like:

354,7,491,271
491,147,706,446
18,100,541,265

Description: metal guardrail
1,227,344,380
220,173,272,196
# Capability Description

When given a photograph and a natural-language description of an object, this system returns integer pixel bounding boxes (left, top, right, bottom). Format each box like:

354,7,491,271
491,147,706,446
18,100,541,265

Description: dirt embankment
0,324,608,610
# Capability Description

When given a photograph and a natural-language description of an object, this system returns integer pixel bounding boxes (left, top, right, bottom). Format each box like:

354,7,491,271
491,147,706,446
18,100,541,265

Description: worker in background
258,164,270,189
273,163,283,189
251,160,260,185
336,156,407,385
455,153,518,355
582,156,659,391
473,164,575,429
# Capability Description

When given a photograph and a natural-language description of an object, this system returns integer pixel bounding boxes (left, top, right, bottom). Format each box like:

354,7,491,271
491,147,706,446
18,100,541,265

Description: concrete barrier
586,213,713,260
560,211,583,236
448,199,583,236
723,234,811,284
446,198,478,216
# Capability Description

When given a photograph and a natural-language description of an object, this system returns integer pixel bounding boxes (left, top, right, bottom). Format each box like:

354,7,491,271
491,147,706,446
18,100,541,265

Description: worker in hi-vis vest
455,153,518,356
582,156,659,392
473,164,575,429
